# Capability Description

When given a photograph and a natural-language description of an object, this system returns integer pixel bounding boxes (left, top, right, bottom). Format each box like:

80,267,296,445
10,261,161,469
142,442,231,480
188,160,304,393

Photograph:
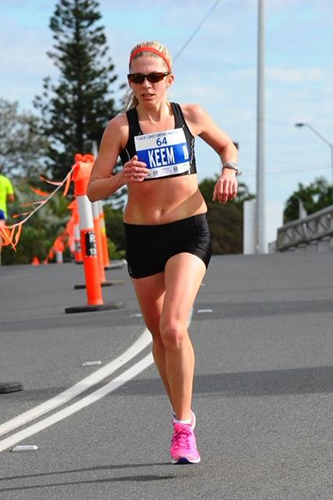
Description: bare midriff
123,174,207,225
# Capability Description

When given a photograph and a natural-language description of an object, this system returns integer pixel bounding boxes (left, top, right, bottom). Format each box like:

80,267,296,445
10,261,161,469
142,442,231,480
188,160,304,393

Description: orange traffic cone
91,202,121,286
65,154,125,314
31,256,40,266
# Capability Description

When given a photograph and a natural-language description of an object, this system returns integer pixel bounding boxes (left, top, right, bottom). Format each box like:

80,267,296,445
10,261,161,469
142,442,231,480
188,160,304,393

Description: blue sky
1,0,332,248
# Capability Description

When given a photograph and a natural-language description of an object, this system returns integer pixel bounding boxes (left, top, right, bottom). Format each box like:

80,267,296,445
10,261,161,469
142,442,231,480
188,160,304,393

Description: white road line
0,307,194,451
0,329,152,438
0,353,154,453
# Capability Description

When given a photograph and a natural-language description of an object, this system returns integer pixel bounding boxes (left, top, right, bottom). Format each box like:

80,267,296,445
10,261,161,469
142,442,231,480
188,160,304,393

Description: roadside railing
276,205,333,252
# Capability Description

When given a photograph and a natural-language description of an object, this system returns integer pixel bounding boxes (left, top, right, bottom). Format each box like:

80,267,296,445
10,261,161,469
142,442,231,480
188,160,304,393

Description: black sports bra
119,102,197,179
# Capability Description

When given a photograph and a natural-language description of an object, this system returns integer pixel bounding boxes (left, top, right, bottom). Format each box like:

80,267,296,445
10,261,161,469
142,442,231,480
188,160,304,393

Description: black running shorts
124,214,212,279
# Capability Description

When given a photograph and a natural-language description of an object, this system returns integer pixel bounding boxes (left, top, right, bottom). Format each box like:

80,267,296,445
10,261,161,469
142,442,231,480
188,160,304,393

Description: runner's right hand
123,156,149,183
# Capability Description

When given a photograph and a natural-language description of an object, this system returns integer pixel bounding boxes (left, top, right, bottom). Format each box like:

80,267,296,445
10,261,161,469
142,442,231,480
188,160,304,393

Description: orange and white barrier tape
0,167,73,251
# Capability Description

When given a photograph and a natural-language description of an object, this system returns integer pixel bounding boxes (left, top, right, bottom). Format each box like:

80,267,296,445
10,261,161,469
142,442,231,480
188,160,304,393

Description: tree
1,184,70,265
199,176,253,207
283,177,333,223
0,99,49,179
199,176,255,254
103,204,126,253
34,0,122,180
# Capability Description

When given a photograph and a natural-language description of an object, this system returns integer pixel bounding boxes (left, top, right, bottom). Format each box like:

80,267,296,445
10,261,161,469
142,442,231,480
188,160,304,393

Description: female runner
87,40,239,464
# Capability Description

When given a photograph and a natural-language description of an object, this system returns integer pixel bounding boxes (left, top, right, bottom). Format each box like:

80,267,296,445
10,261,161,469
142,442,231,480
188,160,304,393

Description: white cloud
267,67,324,83
223,66,325,84
232,68,256,78
172,83,228,105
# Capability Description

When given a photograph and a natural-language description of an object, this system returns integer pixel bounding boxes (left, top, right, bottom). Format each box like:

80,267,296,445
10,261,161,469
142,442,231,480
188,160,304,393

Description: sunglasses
127,72,170,84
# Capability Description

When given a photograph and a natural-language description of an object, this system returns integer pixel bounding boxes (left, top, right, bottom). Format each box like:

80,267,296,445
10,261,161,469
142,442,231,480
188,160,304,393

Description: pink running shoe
170,423,201,464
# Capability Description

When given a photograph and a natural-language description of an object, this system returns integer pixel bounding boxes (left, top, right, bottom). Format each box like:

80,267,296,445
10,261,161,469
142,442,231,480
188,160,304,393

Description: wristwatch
222,161,242,177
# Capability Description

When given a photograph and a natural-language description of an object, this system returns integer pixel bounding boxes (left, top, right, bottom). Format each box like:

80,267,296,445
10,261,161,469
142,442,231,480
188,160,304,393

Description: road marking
197,309,213,313
0,307,194,452
81,361,102,366
0,329,152,438
0,353,154,453
11,445,39,452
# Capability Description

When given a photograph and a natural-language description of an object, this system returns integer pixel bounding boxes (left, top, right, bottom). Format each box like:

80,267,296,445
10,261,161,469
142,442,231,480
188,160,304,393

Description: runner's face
129,56,174,105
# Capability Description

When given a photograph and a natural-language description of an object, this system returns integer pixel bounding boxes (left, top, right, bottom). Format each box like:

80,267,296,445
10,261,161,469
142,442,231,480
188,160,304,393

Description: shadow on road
0,462,189,493
9,364,333,401
0,474,177,493
115,364,333,398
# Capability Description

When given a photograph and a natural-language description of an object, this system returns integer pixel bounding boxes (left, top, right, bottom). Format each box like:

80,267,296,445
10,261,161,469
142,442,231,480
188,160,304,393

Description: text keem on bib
134,128,190,179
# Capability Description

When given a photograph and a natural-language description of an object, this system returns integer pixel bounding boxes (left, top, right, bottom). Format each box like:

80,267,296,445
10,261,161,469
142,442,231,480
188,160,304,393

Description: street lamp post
295,123,333,188
256,0,266,253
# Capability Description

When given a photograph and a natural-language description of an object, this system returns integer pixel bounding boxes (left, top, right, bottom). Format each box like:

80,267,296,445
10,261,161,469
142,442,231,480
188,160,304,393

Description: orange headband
130,47,172,72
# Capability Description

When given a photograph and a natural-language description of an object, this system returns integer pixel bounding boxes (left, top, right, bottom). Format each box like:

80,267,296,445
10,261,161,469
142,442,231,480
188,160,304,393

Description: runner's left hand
212,170,238,204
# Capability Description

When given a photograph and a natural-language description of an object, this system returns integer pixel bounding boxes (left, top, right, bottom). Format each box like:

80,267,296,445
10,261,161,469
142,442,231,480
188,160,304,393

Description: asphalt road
1,252,333,500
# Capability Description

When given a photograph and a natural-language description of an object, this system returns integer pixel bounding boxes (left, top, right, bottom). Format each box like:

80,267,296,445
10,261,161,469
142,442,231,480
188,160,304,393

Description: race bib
135,128,190,179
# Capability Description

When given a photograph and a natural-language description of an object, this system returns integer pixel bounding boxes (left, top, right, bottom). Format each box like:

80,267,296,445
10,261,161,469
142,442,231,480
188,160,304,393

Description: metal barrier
276,204,333,252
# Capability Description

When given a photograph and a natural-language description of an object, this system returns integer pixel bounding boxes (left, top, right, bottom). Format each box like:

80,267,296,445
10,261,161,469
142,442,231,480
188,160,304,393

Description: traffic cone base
74,279,123,290
65,302,125,314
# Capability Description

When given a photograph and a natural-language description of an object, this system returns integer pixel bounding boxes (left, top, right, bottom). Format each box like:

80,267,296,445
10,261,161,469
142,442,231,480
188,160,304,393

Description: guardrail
276,204,333,252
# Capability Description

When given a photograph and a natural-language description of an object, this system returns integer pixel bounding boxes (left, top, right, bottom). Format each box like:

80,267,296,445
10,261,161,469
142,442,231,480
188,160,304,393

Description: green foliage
34,0,122,180
283,177,333,223
199,176,255,254
208,203,243,254
103,204,125,253
107,238,125,261
2,226,52,265
2,174,254,264
0,99,49,179
2,182,70,265
109,183,127,212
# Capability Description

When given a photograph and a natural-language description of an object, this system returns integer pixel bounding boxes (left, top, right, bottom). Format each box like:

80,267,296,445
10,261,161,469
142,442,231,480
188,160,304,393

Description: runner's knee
159,321,187,349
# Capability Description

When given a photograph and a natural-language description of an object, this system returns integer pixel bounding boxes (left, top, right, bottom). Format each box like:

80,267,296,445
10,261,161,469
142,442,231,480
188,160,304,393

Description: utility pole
256,0,266,253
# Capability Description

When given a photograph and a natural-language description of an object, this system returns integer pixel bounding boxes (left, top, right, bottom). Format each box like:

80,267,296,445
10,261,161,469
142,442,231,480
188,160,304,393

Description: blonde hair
123,41,173,111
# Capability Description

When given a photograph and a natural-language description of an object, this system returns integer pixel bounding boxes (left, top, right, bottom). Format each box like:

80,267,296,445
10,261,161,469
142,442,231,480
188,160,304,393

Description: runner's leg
160,252,206,421
132,273,172,404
